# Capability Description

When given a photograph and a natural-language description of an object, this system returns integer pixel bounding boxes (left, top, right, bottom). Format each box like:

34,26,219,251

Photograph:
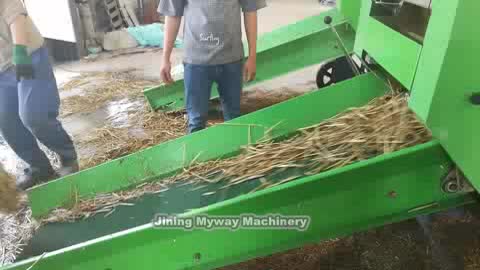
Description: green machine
5,0,480,269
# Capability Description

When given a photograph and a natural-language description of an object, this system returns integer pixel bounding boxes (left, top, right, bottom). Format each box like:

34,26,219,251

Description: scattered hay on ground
77,103,187,169
43,93,431,224
60,70,158,116
0,195,38,266
72,87,300,170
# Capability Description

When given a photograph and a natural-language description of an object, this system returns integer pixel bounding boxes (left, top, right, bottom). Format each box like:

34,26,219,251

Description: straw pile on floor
59,69,304,170
77,102,187,169
60,70,158,117
0,165,38,266
0,195,38,266
43,93,432,224
73,88,298,170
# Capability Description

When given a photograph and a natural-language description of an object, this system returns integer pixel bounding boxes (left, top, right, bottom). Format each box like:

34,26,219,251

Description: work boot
16,166,57,191
57,158,79,178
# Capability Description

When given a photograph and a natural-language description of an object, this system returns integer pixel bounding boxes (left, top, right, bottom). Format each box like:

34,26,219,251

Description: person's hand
243,57,257,82
13,45,34,81
160,58,174,85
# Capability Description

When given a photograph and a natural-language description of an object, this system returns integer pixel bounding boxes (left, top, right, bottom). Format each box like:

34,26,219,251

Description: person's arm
243,11,258,82
1,0,34,80
160,16,182,84
158,0,185,84
11,15,34,81
10,15,29,46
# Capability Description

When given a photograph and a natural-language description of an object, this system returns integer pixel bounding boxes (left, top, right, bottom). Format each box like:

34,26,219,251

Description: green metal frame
143,10,356,111
337,0,362,30
5,2,480,269
30,74,387,218
6,140,475,270
354,0,423,89
409,0,480,190
5,73,473,270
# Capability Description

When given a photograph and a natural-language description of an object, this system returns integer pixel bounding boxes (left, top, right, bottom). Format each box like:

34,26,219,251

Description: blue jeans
184,61,243,133
0,47,76,171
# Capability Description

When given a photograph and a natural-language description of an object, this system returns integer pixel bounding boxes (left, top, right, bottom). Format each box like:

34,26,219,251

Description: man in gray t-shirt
158,0,267,133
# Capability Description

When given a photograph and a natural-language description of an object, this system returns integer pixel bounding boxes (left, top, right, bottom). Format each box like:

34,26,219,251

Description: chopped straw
60,70,158,117
0,162,38,266
0,73,322,264
72,88,298,170
43,93,432,224
0,195,39,266
76,103,187,169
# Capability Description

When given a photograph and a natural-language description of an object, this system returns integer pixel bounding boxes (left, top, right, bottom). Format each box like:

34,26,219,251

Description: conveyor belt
21,177,267,260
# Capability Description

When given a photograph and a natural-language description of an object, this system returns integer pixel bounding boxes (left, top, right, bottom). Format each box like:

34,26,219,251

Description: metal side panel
143,10,356,111
338,0,362,30
354,0,422,89
409,0,480,191
6,141,475,270
29,73,387,218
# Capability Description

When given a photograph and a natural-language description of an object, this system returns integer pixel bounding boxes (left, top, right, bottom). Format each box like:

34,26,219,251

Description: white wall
24,0,77,42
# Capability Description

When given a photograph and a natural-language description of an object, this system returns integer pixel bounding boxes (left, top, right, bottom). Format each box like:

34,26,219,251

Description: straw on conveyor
43,93,432,224
168,93,431,187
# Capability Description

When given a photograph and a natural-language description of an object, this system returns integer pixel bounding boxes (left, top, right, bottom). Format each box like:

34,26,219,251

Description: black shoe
16,167,57,190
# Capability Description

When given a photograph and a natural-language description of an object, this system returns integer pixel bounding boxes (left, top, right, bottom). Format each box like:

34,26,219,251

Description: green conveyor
5,74,475,270
21,180,256,259
5,0,480,269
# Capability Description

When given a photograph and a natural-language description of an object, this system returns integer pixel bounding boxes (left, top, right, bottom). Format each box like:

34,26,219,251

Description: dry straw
60,70,158,117
0,73,310,265
43,93,432,224
0,194,38,266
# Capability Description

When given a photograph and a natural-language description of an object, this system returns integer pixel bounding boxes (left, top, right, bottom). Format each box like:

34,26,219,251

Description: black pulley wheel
316,61,336,89
316,56,358,89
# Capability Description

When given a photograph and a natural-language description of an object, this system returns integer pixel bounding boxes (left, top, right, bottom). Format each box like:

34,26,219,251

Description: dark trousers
184,60,243,133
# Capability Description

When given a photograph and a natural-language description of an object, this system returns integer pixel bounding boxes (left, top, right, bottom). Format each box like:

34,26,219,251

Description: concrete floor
55,0,329,87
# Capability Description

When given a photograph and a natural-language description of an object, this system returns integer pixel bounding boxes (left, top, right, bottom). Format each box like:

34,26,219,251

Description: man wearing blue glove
0,0,78,190
158,0,267,133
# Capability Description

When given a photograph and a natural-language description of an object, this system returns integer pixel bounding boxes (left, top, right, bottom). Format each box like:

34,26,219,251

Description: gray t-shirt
158,0,266,65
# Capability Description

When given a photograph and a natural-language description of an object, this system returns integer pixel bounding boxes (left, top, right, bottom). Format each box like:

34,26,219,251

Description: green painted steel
354,0,423,89
143,10,356,111
6,3,480,269
337,0,362,30
6,141,475,270
409,0,480,191
29,74,387,218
